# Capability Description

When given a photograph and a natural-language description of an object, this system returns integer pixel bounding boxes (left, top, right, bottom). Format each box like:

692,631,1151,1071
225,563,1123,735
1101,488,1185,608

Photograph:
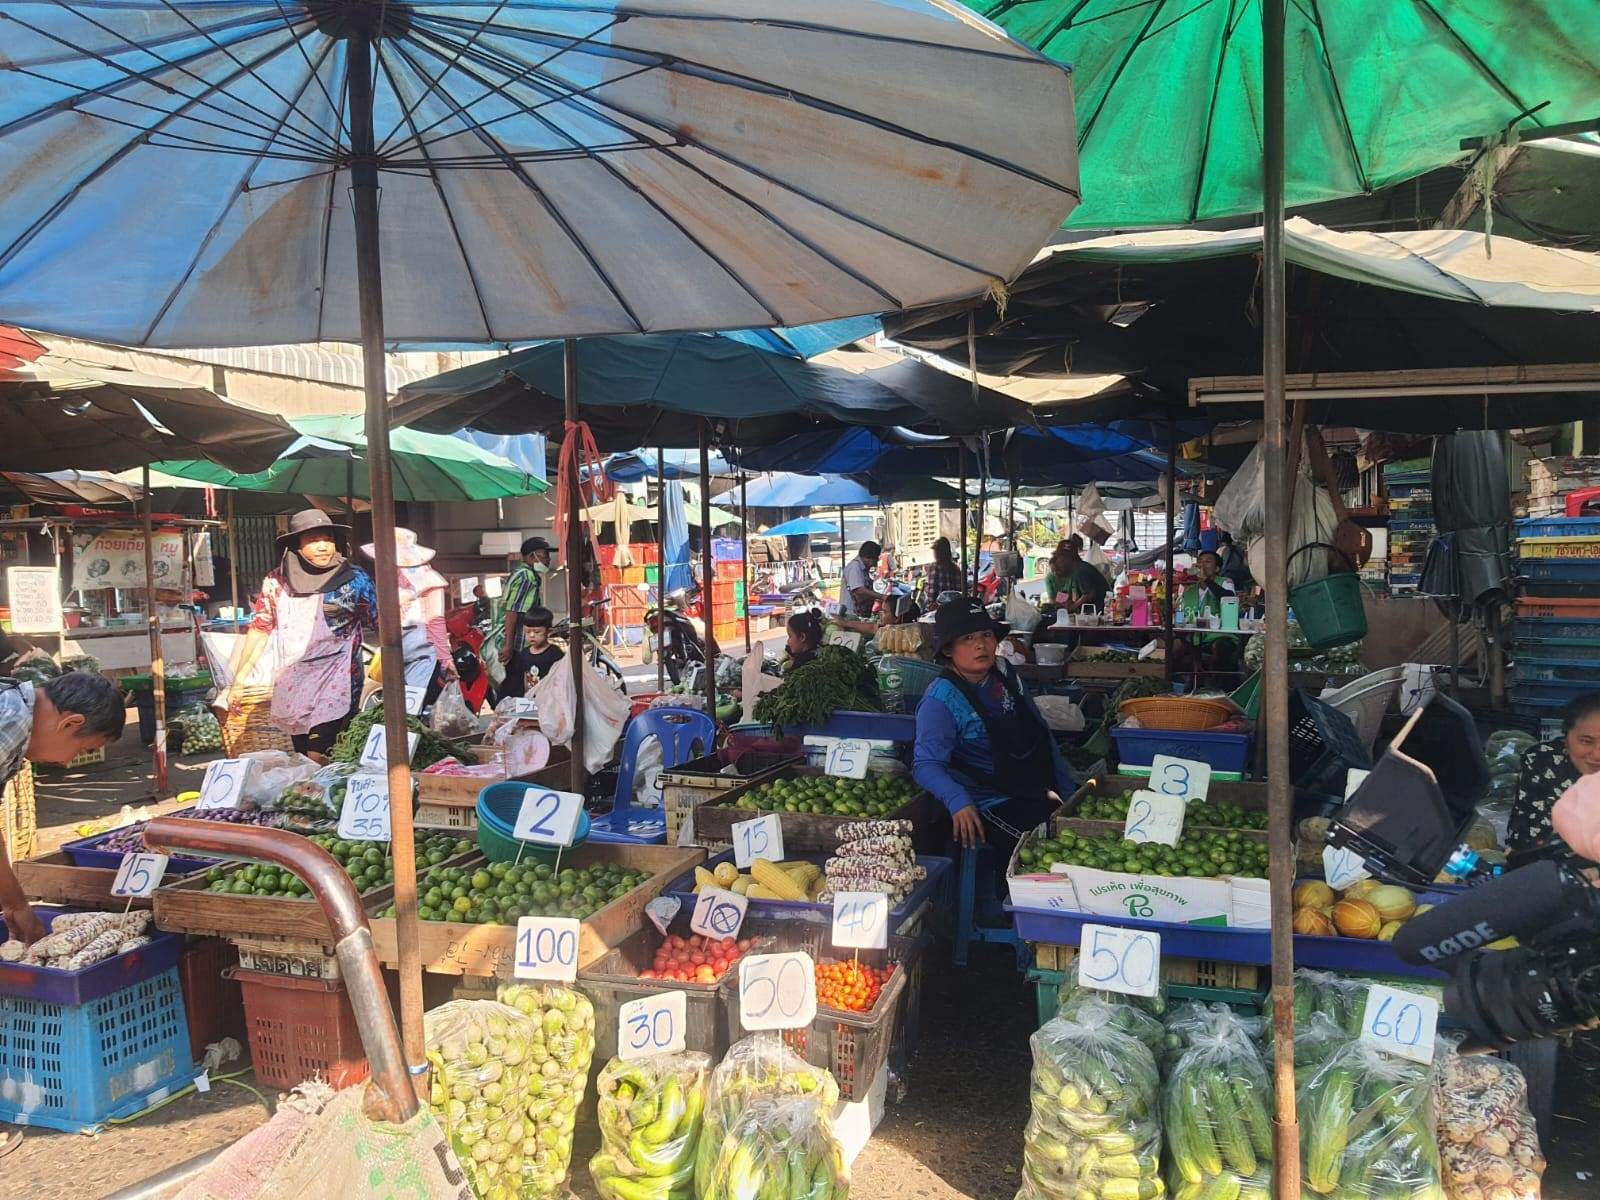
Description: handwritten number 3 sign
1148,755,1211,803
1077,924,1161,998
739,952,817,1031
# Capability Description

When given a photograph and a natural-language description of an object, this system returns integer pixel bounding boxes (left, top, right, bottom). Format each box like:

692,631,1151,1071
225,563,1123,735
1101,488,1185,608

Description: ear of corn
693,865,719,892
751,859,808,901
713,861,740,888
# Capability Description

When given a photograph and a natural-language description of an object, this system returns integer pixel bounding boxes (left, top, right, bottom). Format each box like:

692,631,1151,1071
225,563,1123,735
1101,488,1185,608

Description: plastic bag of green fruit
591,1051,710,1200
1016,998,1163,1200
424,984,596,1200
695,1034,844,1200
1164,1004,1274,1200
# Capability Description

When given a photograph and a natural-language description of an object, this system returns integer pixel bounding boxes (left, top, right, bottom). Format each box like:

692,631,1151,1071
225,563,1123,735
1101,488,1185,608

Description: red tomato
639,969,657,980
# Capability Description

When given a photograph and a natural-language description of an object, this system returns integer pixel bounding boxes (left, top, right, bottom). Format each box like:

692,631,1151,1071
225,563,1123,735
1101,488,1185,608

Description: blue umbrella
742,474,875,509
761,516,841,539
661,480,693,596
0,0,1080,1070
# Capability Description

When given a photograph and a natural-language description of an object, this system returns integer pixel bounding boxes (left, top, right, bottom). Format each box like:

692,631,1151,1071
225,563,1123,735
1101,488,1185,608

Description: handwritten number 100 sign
513,916,580,982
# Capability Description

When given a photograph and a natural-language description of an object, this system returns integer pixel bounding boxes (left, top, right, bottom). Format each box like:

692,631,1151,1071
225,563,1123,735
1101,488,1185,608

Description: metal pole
346,456,355,520
226,490,239,624
347,26,423,1079
838,505,847,592
1165,421,1177,685
741,472,751,653
1261,1,1300,1192
142,466,168,799
564,340,587,794
699,422,717,718
656,442,666,694
976,435,988,594
1008,477,1017,553
958,446,968,583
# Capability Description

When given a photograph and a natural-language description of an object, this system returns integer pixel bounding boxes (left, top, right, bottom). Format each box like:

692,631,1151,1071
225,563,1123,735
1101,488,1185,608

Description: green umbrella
154,415,546,502
973,0,1600,228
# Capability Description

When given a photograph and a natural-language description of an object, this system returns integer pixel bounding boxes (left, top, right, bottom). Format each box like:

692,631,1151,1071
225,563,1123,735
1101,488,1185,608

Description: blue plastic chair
954,844,1023,968
588,706,717,844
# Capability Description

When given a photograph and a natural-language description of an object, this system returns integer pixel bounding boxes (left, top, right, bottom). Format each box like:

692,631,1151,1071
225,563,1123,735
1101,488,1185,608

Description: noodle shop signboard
71,529,193,590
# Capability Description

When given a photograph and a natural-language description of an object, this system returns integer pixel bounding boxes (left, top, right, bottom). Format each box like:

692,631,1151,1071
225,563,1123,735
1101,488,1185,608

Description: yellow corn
746,884,784,900
730,875,753,896
751,858,808,901
713,861,740,888
781,862,822,888
693,865,718,893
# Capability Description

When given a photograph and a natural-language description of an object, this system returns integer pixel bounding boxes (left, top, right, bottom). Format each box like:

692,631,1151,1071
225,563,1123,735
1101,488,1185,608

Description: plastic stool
954,844,1022,968
589,706,716,845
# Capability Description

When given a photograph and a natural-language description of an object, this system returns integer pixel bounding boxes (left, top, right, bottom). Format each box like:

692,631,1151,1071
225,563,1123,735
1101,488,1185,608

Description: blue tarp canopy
741,474,876,508
598,450,732,483
761,516,840,539
720,317,882,359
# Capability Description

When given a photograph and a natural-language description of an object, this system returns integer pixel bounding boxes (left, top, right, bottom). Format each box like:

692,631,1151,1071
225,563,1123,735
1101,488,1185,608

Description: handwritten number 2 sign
111,852,169,899
619,992,686,1061
1123,790,1185,847
513,916,580,982
732,814,784,870
691,888,748,940
195,758,248,811
1360,984,1439,1065
1077,924,1161,998
1148,755,1211,803
513,789,584,847
739,952,817,1031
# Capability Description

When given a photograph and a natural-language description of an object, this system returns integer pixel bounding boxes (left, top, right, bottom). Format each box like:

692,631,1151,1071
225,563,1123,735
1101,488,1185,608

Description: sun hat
929,596,1009,658
361,527,436,568
275,508,348,554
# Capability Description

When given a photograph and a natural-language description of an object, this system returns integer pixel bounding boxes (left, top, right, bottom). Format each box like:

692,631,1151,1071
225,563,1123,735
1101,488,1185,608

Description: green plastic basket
1231,670,1262,720
1288,544,1367,650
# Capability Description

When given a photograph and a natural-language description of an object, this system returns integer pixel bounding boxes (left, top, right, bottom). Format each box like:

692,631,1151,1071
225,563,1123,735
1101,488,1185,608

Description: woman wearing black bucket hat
913,597,1075,884
218,508,378,755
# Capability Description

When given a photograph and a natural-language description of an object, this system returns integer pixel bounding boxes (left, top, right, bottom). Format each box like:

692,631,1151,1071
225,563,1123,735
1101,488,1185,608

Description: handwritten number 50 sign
1077,924,1161,998
739,952,817,1031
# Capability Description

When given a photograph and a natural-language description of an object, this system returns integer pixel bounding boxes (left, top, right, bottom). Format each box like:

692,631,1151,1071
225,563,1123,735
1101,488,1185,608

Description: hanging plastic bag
1033,694,1085,733
430,680,478,740
1016,997,1163,1200
1297,1034,1444,1199
591,1052,711,1199
534,651,631,773
240,749,319,807
1164,1005,1274,1199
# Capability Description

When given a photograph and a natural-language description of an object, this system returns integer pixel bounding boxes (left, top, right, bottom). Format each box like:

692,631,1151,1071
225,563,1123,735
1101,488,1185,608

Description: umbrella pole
142,466,168,799
1165,421,1176,686
1261,1,1300,1192
226,490,239,624
838,506,847,597
976,436,988,594
657,442,666,694
741,472,751,654
699,422,717,718
347,28,424,1079
958,448,968,583
565,341,587,795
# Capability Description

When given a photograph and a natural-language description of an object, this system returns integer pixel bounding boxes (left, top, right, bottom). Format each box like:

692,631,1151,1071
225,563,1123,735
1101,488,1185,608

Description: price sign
403,685,428,716
337,774,391,841
831,891,888,951
111,852,169,899
691,887,748,940
513,916,580,982
825,629,863,651
195,758,248,811
358,726,419,770
509,697,538,716
1344,768,1372,799
732,813,784,870
738,951,817,1031
1148,755,1211,802
513,788,584,847
1076,923,1161,998
1323,844,1371,891
619,991,687,1061
1123,790,1186,847
458,576,479,603
1359,984,1439,1065
824,738,871,780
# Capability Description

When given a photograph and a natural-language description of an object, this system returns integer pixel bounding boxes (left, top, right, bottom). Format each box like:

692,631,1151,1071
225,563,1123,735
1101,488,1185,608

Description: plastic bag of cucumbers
1054,975,1168,1066
591,1051,710,1200
1016,997,1164,1200
1164,1006,1273,1200
694,1034,846,1200
1297,1036,1446,1200
1160,1002,1265,1074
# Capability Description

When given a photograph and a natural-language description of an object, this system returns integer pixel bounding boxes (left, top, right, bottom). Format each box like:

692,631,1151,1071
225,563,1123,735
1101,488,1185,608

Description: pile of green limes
202,831,471,897
1019,826,1269,878
397,860,651,924
735,772,916,818
1078,793,1268,830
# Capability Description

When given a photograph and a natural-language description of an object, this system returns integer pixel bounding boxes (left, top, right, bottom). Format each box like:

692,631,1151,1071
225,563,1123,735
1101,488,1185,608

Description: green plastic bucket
1288,543,1367,650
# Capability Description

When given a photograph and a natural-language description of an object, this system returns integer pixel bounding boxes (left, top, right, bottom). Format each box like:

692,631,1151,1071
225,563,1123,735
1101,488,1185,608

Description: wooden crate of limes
153,830,476,945
692,765,929,853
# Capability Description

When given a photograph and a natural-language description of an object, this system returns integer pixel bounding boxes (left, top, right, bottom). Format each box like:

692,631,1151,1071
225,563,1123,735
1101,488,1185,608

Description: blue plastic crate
730,711,917,744
1516,516,1600,539
1518,558,1600,583
0,912,183,1006
0,965,194,1132
1514,660,1599,683
1110,726,1251,774
1515,617,1600,642
1509,679,1596,704
60,807,221,876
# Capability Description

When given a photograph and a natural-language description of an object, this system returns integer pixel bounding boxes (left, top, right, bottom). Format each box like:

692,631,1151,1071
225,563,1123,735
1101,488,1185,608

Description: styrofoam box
478,530,526,554
831,1062,888,1168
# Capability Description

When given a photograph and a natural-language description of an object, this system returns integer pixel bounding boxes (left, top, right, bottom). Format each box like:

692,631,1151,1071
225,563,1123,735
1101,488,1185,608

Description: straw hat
361,527,436,568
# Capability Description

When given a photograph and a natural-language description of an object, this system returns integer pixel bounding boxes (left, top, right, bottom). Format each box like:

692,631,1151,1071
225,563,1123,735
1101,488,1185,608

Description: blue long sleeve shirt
912,663,1076,817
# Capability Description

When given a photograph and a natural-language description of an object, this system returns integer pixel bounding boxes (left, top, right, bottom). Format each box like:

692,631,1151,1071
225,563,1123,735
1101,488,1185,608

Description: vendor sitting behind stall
1043,536,1108,613
784,609,826,672
1509,692,1600,852
913,598,1075,875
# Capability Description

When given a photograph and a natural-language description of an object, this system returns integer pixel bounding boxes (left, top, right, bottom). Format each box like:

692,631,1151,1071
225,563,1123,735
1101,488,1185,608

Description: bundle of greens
330,705,455,771
752,645,880,729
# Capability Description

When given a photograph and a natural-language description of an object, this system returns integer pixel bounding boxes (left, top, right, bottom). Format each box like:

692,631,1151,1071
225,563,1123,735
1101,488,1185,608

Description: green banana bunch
590,1053,711,1200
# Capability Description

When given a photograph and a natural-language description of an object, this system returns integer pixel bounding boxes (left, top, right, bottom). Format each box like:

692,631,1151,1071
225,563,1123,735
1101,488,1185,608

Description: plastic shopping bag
430,681,478,740
534,652,631,773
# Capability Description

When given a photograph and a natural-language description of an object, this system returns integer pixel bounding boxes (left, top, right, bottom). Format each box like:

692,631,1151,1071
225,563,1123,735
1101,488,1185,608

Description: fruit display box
15,852,155,911
368,843,704,976
662,850,953,928
152,831,476,949
690,764,931,853
413,756,572,830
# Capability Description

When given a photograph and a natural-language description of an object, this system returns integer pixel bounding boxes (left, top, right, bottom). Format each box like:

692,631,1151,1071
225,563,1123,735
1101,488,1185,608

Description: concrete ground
10,712,1600,1198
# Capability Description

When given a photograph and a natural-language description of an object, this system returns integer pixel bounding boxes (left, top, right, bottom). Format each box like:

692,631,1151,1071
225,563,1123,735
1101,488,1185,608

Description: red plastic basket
1516,596,1600,619
179,937,245,1062
228,967,369,1090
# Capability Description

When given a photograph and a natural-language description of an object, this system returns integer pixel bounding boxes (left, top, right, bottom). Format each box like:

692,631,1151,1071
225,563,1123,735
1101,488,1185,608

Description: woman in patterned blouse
1509,692,1600,852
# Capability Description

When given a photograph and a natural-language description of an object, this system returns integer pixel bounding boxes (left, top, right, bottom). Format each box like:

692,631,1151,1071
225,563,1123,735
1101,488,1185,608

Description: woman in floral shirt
1509,693,1600,852
220,509,378,755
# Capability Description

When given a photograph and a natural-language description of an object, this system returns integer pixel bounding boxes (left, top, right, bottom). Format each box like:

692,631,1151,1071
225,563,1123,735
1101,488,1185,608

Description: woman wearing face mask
913,598,1075,883
361,528,456,699
219,509,378,755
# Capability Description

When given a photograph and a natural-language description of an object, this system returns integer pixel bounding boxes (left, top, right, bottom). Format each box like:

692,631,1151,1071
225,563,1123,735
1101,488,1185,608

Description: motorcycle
646,590,706,685
444,600,496,711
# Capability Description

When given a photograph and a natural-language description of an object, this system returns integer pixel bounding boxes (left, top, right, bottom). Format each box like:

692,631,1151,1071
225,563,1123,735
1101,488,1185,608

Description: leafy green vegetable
753,645,880,729
330,705,456,770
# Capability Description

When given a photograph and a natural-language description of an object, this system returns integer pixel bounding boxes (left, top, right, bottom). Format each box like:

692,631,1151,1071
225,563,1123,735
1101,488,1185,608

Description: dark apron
940,665,1060,864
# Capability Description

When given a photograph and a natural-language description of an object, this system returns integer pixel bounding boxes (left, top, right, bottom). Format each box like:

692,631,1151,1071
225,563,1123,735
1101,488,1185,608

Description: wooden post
656,444,666,694
226,489,240,623
1165,421,1177,685
564,340,587,794
741,472,751,653
699,422,717,718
